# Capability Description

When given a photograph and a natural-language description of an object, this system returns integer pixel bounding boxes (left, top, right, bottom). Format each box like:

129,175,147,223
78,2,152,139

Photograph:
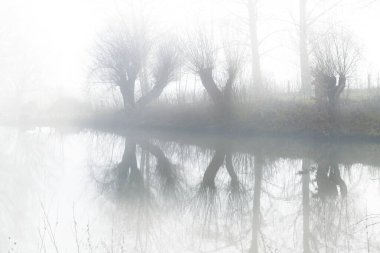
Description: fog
1,0,380,114
2,0,380,252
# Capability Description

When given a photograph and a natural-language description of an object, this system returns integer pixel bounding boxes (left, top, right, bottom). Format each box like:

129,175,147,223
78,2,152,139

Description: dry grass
92,97,380,139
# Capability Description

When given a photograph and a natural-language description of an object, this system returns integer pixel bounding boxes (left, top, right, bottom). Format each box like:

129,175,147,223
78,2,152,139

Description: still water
1,127,380,253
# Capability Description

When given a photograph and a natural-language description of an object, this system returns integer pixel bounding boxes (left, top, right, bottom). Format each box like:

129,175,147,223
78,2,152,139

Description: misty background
0,0,379,118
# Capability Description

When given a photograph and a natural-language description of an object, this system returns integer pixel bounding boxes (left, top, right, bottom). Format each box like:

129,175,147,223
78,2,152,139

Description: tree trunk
334,75,346,101
202,150,226,188
247,0,263,95
198,68,224,106
328,75,345,117
140,61,149,96
139,140,175,190
224,78,234,105
225,153,238,183
302,159,311,253
119,77,136,110
250,152,263,253
139,140,171,170
330,164,347,197
125,142,138,170
136,80,168,107
124,142,144,189
300,0,312,96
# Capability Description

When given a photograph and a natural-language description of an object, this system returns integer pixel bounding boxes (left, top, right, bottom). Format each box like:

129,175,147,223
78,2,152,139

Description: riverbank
88,98,380,141
3,97,380,141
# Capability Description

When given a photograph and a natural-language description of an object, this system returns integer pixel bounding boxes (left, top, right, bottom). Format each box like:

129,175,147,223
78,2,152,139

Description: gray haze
2,1,380,252
0,0,379,114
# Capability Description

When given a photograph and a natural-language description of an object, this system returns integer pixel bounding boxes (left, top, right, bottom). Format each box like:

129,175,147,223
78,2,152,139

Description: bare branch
136,40,181,107
307,0,343,27
183,29,217,73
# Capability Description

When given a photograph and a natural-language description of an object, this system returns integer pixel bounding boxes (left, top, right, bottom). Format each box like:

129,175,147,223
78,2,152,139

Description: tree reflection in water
87,133,380,253
3,130,380,252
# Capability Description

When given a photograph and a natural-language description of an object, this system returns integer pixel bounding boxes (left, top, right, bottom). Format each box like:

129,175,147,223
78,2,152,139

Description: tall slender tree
301,159,311,253
298,0,344,96
299,0,312,96
247,0,263,95
250,151,263,253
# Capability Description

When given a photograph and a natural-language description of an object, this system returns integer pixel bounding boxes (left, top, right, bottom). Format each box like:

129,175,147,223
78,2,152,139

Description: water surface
1,127,380,252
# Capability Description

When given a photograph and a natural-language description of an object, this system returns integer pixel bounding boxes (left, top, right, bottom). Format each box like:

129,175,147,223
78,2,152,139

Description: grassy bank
3,94,380,140
82,96,380,140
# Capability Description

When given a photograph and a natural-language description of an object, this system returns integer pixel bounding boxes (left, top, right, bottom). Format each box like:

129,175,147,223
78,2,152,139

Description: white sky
0,0,379,106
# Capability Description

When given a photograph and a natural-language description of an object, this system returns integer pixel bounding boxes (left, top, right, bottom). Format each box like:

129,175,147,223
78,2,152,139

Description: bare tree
135,41,181,107
299,0,344,96
299,0,312,96
250,151,263,253
184,30,244,107
311,29,361,111
92,24,180,111
247,0,263,95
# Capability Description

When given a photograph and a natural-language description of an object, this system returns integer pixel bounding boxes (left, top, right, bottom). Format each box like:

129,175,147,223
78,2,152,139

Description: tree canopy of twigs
92,23,181,110
310,28,361,108
183,29,245,106
311,29,361,78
